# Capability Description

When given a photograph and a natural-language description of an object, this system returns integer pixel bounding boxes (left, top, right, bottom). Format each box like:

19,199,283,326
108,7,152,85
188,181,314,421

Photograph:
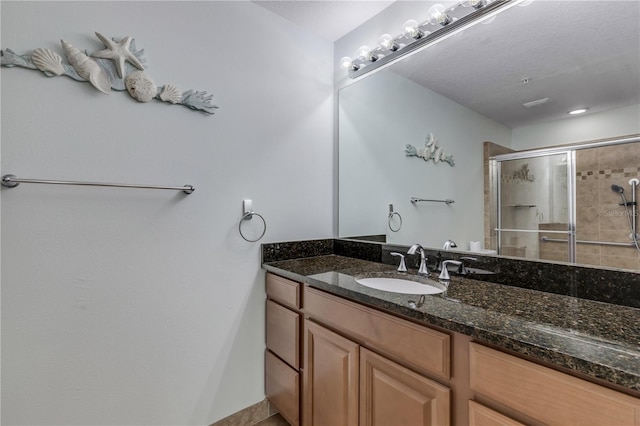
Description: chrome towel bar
411,197,455,205
1,174,195,194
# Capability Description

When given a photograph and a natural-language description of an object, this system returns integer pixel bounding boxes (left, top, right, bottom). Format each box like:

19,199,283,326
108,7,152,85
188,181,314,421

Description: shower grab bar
1,174,194,194
540,236,635,247
411,197,455,205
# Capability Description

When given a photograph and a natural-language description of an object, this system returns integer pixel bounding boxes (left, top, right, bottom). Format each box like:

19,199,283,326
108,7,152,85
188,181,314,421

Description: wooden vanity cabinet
265,273,302,426
265,272,640,426
304,286,450,381
303,286,452,426
469,342,640,425
303,318,451,426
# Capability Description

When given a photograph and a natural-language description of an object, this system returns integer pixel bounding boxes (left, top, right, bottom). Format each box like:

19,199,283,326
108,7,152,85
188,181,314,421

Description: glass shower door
496,152,573,262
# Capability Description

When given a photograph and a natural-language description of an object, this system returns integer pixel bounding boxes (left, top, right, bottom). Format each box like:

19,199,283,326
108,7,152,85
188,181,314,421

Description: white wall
339,69,511,249
511,104,640,150
0,2,333,425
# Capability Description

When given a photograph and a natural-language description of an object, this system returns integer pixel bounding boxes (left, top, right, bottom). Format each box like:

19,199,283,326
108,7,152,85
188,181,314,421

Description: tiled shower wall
573,142,640,269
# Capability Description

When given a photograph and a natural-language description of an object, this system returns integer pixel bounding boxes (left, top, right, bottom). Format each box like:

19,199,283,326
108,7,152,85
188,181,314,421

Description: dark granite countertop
263,254,640,394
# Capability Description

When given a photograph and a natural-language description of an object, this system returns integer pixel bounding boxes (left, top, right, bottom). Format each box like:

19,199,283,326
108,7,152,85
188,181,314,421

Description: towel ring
239,211,267,242
388,211,402,232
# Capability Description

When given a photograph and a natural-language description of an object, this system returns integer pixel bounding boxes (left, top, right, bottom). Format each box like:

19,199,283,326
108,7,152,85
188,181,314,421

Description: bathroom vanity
262,239,640,426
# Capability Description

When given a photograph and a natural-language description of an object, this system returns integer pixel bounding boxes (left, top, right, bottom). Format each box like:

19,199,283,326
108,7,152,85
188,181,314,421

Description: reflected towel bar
1,174,195,194
411,197,454,205
540,236,634,247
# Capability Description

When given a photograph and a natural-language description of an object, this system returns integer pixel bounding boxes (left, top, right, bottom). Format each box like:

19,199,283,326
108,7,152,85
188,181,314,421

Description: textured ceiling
390,0,640,127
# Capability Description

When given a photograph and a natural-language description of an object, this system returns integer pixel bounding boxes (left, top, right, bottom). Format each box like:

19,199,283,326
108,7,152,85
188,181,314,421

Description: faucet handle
458,256,477,274
390,252,407,272
439,260,462,280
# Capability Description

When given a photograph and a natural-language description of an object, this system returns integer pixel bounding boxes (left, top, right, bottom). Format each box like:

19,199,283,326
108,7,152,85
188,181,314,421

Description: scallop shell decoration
61,39,111,95
31,48,65,76
159,84,182,104
125,70,157,103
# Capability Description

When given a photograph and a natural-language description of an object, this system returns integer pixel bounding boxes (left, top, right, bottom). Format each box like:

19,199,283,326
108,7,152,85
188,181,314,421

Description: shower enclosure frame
490,134,640,263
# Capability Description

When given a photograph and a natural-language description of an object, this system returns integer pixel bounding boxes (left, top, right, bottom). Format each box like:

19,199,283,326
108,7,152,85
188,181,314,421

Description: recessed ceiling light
568,108,589,115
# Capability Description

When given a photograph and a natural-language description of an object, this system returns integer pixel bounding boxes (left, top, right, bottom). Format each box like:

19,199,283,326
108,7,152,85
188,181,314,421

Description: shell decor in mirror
405,133,455,166
511,163,535,182
1,32,219,115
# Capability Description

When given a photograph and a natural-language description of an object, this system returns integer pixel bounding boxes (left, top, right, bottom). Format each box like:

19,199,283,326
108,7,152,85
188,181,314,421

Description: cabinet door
303,320,359,426
360,348,450,426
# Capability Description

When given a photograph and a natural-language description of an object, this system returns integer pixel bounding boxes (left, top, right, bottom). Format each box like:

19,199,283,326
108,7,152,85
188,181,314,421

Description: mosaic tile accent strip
577,167,640,180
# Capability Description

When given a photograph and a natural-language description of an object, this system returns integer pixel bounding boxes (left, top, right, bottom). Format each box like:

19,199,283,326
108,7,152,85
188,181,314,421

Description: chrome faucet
407,244,429,276
439,260,462,280
439,240,458,271
442,240,457,250
390,252,407,272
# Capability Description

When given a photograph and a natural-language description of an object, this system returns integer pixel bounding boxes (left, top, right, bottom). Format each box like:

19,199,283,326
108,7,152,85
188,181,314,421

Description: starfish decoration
92,32,144,78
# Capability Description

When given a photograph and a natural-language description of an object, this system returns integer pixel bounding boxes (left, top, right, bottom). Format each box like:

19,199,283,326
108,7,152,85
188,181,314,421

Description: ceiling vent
522,97,552,109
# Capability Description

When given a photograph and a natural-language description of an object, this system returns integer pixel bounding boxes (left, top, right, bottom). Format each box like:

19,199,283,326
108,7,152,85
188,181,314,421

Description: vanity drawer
304,286,450,380
468,400,525,426
266,273,301,310
469,343,640,425
265,350,300,426
266,300,300,369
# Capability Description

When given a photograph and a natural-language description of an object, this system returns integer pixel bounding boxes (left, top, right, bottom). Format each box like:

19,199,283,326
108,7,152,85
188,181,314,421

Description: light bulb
378,34,399,51
402,19,423,39
568,108,588,115
357,45,378,62
339,56,359,71
428,4,452,25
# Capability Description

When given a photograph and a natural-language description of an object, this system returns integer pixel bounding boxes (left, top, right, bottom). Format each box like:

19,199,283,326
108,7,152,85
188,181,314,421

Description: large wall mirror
338,0,640,270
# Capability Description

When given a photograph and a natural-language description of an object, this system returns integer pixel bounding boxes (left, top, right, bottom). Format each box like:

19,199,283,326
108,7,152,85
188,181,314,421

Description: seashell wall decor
31,48,65,76
405,133,455,167
125,71,157,103
1,32,218,115
61,39,111,95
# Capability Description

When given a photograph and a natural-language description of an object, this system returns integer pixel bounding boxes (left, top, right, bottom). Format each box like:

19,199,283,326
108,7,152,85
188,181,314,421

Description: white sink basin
355,276,445,295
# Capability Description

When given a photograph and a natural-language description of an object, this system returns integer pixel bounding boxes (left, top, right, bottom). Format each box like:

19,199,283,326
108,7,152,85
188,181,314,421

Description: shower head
611,184,625,194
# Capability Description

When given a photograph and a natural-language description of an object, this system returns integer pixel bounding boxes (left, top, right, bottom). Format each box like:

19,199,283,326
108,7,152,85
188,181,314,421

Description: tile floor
254,413,289,426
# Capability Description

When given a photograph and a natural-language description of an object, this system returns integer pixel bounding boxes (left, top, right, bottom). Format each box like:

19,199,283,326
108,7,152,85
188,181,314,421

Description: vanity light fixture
340,0,526,79
568,108,589,115
402,19,424,39
357,45,378,62
428,4,453,25
378,34,399,51
340,56,360,71
469,0,488,9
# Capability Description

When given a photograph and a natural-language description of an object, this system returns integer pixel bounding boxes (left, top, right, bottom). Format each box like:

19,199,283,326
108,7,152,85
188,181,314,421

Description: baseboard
211,398,279,426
